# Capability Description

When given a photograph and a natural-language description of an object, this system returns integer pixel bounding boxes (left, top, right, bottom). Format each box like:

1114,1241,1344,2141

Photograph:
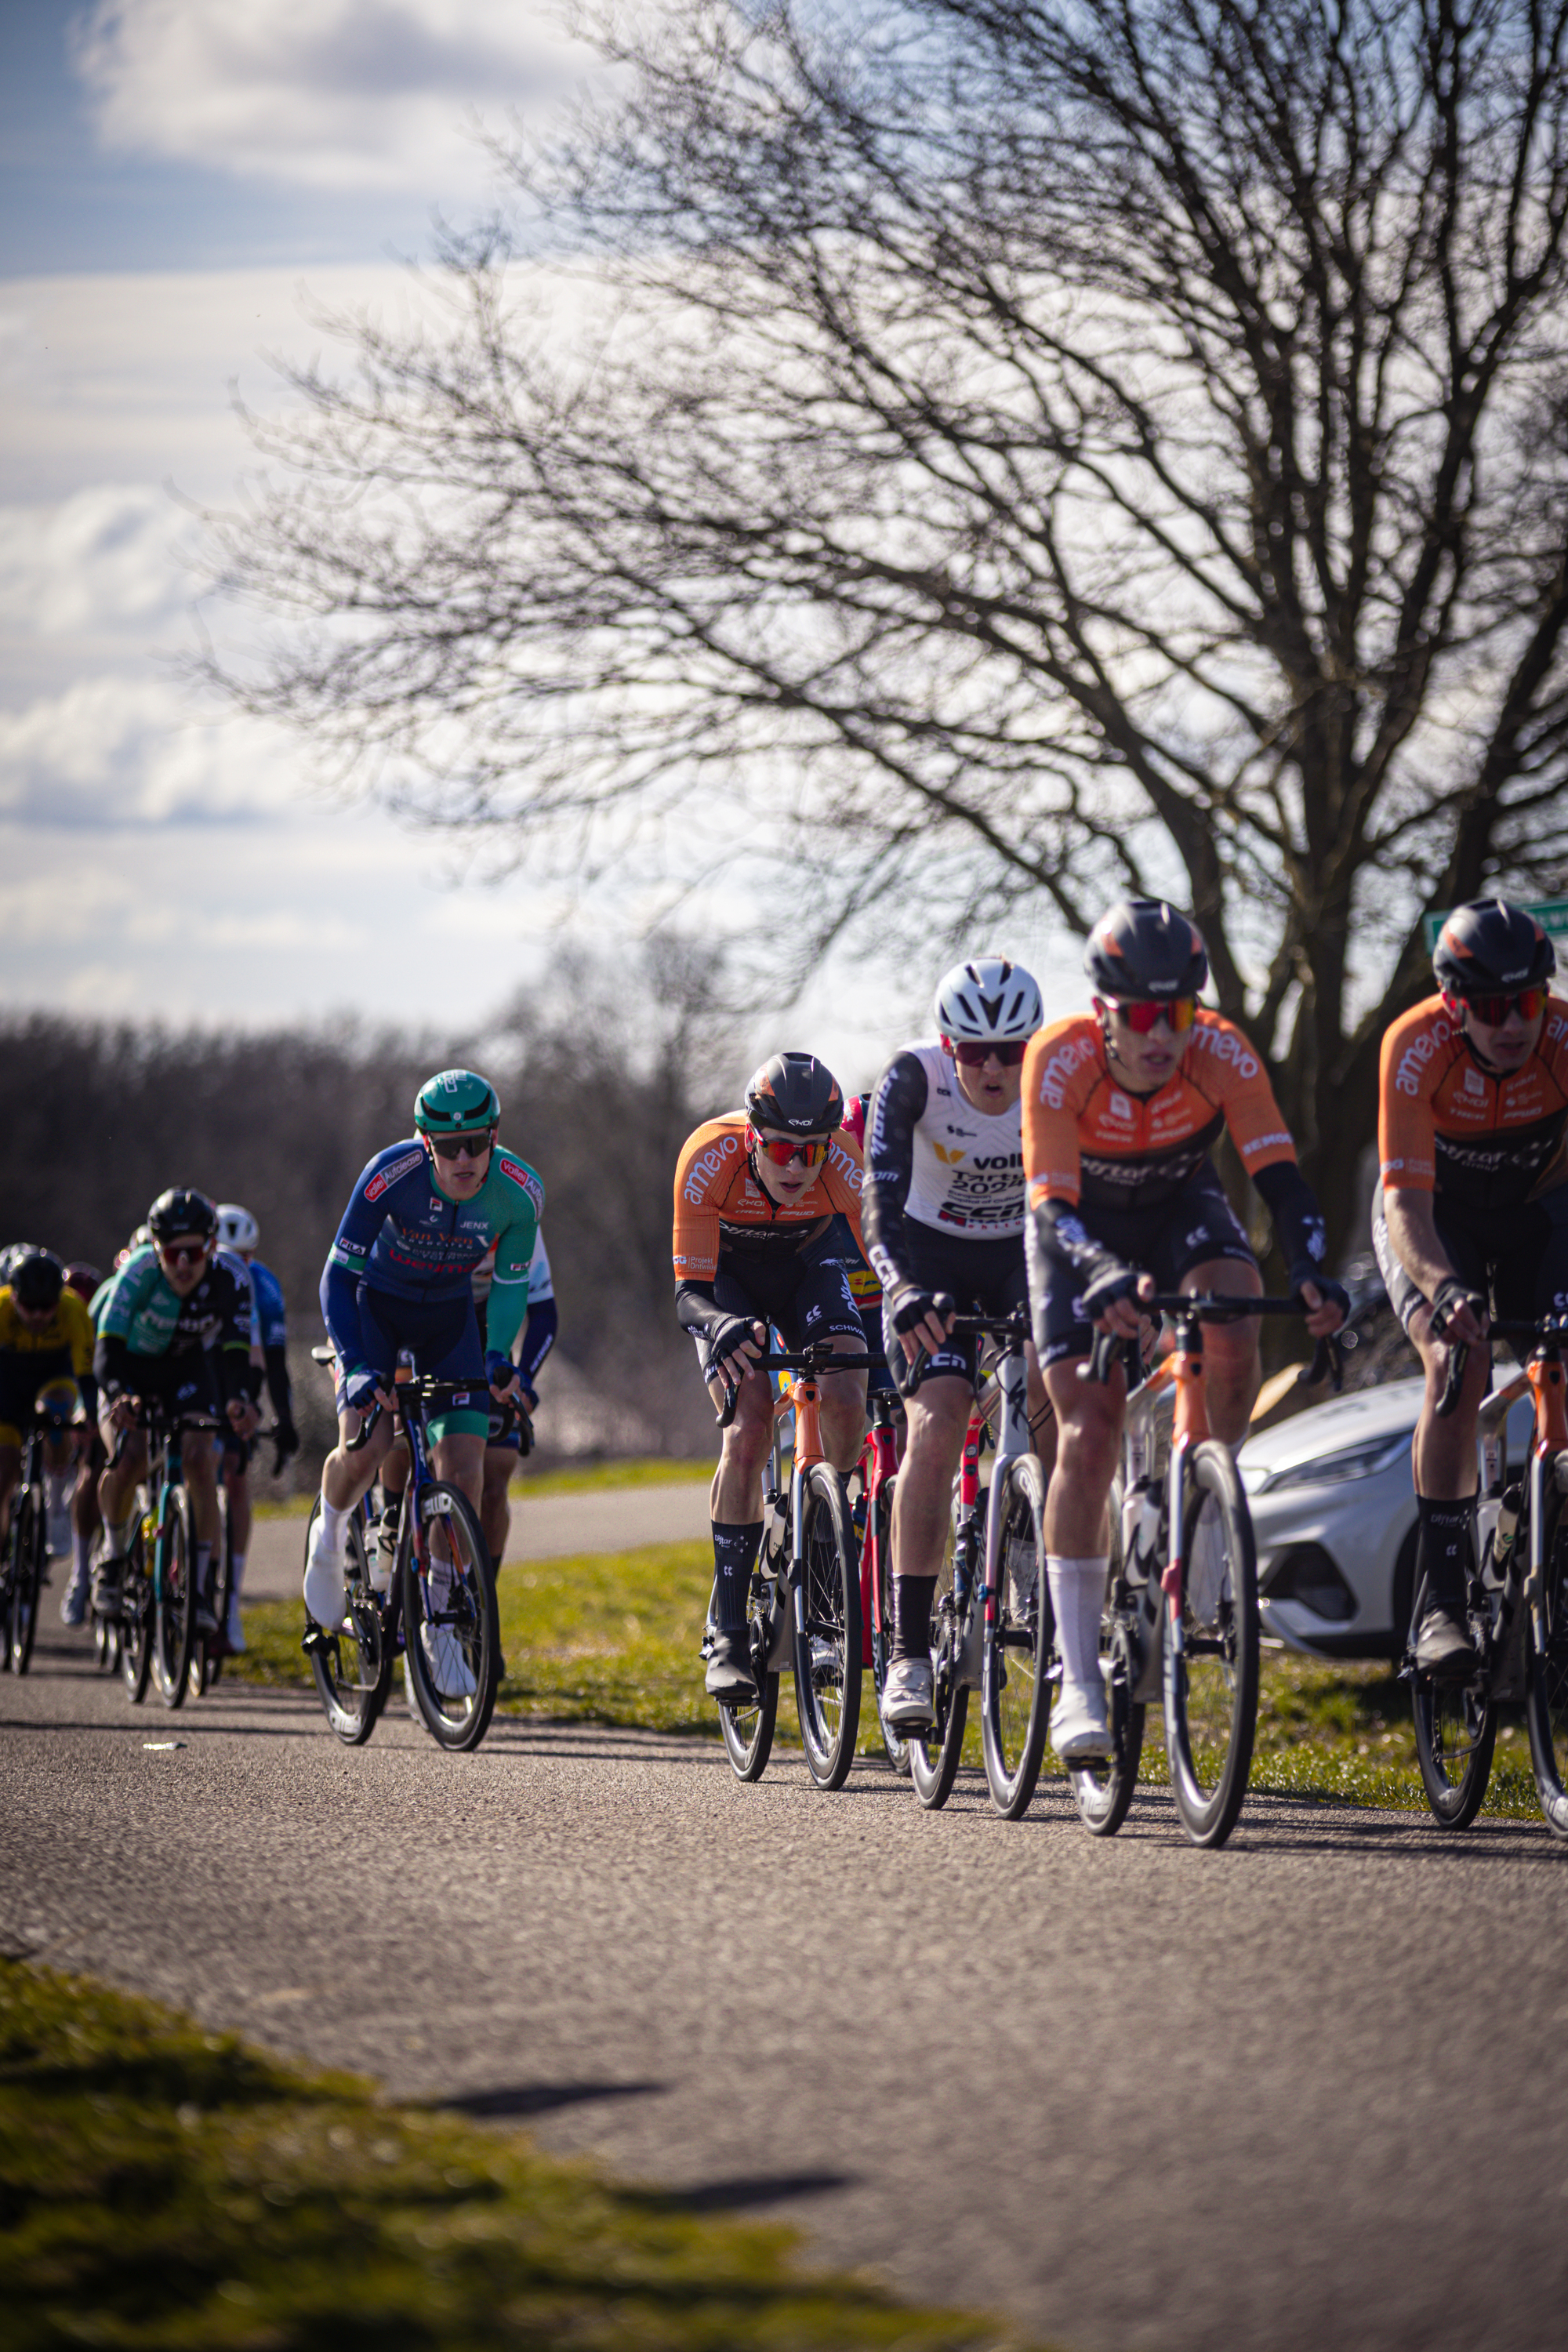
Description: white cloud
73,0,590,194
0,485,195,639
0,671,297,827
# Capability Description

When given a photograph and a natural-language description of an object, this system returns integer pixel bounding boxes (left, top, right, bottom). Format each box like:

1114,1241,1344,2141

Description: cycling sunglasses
751,1133,831,1167
1109,996,1198,1035
427,1127,495,1160
1461,985,1548,1027
950,1039,1029,1067
158,1240,210,1269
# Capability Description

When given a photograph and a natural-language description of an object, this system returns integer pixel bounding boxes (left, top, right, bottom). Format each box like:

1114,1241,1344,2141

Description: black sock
712,1520,764,1632
1416,1497,1474,1613
891,1574,937,1664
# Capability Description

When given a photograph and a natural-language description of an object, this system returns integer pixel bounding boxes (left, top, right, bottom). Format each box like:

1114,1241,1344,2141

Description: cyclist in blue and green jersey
304,1071,544,1685
93,1190,260,1622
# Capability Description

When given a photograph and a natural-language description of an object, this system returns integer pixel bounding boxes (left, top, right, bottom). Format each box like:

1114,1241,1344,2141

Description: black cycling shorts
100,1348,223,1434
693,1231,864,1381
0,1345,74,1448
1372,1178,1568,1334
879,1225,1029,1397
1026,1167,1257,1370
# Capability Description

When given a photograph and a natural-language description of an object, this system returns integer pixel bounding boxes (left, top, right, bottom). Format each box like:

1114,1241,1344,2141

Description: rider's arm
1382,1186,1462,1303
1250,1158,1330,1286
515,1296,558,1396
860,1051,929,1295
320,1151,405,1374
93,1330,131,1400
482,1170,543,1366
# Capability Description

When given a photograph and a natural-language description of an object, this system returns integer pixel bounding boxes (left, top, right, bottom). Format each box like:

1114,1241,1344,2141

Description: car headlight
1254,1432,1413,1492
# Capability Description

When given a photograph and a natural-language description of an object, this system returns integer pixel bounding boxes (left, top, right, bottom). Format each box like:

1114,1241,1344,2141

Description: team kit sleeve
320,1150,407,1375
860,1052,929,1294
514,1233,558,1393
482,1156,544,1363
1200,1022,1329,1276
822,1129,866,1254
1377,1003,1440,1192
672,1120,736,1339
1020,1020,1130,1284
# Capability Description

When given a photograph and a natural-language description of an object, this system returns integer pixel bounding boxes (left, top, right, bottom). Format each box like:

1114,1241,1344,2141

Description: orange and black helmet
745,1051,845,1137
1084,898,1208,1001
1434,898,1554,1003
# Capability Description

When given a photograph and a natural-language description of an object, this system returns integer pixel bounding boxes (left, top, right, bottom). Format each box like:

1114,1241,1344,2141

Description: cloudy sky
0,0,1074,1078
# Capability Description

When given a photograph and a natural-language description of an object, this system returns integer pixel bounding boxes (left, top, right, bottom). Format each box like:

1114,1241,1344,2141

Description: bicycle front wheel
1069,1613,1146,1837
1526,1483,1568,1837
6,1484,44,1675
792,1465,862,1790
118,1527,151,1704
403,1483,499,1751
150,1488,197,1709
307,1501,390,1746
1164,1440,1258,1848
981,1454,1054,1819
909,1511,974,1812
867,1476,911,1775
717,1543,782,1781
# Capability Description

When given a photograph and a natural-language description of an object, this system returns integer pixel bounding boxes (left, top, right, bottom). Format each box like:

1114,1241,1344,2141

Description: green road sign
1423,896,1568,951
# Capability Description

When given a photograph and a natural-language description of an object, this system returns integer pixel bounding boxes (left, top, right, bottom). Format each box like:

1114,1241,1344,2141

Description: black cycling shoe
1415,1605,1476,1679
704,1628,758,1704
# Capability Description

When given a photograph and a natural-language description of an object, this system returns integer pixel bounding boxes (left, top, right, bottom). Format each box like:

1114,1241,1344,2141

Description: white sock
320,1500,347,1552
72,1534,92,1580
104,1514,133,1560
1047,1555,1109,1690
230,1550,245,1595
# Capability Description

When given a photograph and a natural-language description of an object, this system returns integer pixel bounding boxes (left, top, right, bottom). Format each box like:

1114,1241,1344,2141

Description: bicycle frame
855,1388,901,1671
1475,1333,1568,1672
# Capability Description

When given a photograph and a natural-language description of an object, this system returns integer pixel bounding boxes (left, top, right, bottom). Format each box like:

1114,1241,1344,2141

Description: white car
1238,1376,1536,1659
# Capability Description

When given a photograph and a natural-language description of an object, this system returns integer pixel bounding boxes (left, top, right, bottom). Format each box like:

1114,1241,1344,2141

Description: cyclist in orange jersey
1374,898,1568,1676
673,1052,867,1704
1022,899,1345,1759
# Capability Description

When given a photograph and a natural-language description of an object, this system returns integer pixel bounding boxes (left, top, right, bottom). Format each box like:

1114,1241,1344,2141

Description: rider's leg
183,1435,222,1623
481,1444,516,1566
62,1439,98,1621
1180,1254,1263,1444
709,1366,775,1631
430,1429,485,1512
307,1406,395,1623
98,1427,148,1557
817,1337,869,1473
0,1440,20,1553
887,1372,972,1652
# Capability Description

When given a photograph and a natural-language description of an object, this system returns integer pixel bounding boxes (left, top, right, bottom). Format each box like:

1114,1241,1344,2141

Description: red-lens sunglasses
1459,986,1548,1027
750,1131,830,1167
1109,996,1197,1036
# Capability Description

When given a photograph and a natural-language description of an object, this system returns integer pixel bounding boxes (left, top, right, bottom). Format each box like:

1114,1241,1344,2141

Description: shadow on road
620,2169,856,2215
437,2078,666,2120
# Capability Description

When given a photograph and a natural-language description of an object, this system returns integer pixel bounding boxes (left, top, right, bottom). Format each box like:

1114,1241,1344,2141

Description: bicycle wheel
793,1465,862,1790
909,1507,976,1812
1525,1482,1568,1836
1164,1440,1259,1849
1069,1610,1147,1837
716,1533,782,1780
119,1526,152,1705
5,1484,44,1675
403,1482,499,1751
307,1500,390,1745
150,1486,197,1708
981,1454,1054,1820
867,1477,911,1774
187,1488,228,1699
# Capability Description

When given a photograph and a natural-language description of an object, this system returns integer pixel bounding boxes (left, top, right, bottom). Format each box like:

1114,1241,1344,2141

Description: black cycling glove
889,1283,941,1338
272,1416,299,1477
1428,1276,1486,1339
706,1316,760,1380
1288,1261,1350,1320
1080,1259,1142,1321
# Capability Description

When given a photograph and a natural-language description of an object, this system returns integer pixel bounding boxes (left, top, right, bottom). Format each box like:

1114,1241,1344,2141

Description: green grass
231,1548,1542,1815
0,1957,1034,2352
255,1460,710,1520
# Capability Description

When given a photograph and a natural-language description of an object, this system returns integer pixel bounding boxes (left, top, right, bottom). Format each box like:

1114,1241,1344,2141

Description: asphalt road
6,1607,1568,2352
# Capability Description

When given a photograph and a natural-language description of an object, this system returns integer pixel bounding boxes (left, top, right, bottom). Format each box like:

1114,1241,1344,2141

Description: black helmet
10,1250,64,1315
147,1189,218,1244
1434,898,1555,1002
1084,898,1209,1000
745,1051,845,1136
64,1262,101,1301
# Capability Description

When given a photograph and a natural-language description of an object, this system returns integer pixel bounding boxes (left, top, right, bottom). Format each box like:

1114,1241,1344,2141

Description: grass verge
0,1956,1031,2351
255,1459,710,1520
231,1544,1541,1815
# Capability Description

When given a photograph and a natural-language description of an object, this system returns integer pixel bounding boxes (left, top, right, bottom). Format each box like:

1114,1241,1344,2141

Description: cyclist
306,1070,543,1697
673,1052,868,1704
862,957,1051,1734
212,1204,299,1654
1023,901,1345,1759
93,1191,260,1623
1374,898,1568,1675
0,1250,98,1618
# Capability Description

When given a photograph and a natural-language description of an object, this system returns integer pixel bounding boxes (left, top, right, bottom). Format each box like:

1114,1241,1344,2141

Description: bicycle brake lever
1436,1341,1469,1420
1077,1327,1120,1387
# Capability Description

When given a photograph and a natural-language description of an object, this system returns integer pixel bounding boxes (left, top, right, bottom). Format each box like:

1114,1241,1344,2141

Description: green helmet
413,1069,501,1134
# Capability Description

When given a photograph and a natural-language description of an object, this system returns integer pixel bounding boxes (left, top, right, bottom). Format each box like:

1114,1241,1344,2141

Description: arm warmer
674,1278,729,1341
1252,1160,1328,1278
94,1333,129,1400
263,1342,292,1421
861,1053,930,1294
516,1297,558,1389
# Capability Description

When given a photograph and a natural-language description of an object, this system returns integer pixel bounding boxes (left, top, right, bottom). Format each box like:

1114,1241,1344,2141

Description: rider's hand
343,1367,390,1420
1082,1260,1149,1341
272,1415,299,1471
1428,1276,1488,1351
485,1348,521,1403
108,1392,140,1433
707,1316,767,1389
890,1285,955,1364
1293,1269,1349,1339
227,1395,261,1440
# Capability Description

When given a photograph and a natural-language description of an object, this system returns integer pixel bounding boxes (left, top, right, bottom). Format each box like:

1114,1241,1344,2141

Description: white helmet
215,1203,260,1254
932,957,1043,1045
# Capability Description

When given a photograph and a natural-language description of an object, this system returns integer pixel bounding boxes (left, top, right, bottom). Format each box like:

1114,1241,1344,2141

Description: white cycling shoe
303,1519,346,1629
419,1561,476,1700
1051,1678,1113,1762
882,1655,935,1733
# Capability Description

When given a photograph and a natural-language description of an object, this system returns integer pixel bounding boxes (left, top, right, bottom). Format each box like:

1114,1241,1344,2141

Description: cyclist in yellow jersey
0,1251,98,1619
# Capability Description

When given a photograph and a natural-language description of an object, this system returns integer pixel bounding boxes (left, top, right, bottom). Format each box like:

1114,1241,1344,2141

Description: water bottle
1121,1481,1160,1575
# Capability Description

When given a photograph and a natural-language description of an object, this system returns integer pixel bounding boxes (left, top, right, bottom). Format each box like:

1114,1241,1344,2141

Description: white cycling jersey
865,1039,1026,1245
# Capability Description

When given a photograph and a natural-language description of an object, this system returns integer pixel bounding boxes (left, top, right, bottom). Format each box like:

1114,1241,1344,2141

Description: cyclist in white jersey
862,957,1053,1731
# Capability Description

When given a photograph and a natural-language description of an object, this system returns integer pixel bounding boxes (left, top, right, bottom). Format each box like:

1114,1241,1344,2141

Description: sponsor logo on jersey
1108,1091,1134,1123
498,1155,545,1212
1188,1022,1261,1080
933,1142,967,1165
1463,1065,1487,1096
1036,1033,1098,1110
827,1138,862,1191
681,1133,742,1207
365,1146,426,1203
1393,1013,1454,1096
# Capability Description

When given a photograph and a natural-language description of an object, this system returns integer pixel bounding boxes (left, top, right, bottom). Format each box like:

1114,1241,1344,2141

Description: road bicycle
1,1383,84,1673
1406,1312,1568,1836
852,1383,907,1771
705,1341,873,1791
1073,1294,1329,1850
303,1354,499,1751
108,1402,227,1710
903,1307,1052,1817
184,1420,282,1698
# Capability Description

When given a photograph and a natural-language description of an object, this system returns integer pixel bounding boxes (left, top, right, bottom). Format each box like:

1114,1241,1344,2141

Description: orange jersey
1378,993,1568,1207
672,1116,865,1280
1022,1011,1297,1214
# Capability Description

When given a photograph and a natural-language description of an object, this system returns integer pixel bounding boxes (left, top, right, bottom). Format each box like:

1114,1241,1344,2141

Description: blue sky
0,1,1065,1073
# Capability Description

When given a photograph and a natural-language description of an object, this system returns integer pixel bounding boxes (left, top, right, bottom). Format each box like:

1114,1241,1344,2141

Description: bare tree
204,0,1568,1249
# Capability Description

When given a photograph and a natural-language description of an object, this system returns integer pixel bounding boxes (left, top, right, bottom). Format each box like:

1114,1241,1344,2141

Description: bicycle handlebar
904,1298,1029,1396
1435,1312,1568,1420
713,1347,875,1428
344,1375,497,1453
1077,1293,1344,1395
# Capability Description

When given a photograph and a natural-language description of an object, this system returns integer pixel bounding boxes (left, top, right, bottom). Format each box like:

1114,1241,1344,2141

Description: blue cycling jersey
248,1258,287,1351
322,1136,544,1377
